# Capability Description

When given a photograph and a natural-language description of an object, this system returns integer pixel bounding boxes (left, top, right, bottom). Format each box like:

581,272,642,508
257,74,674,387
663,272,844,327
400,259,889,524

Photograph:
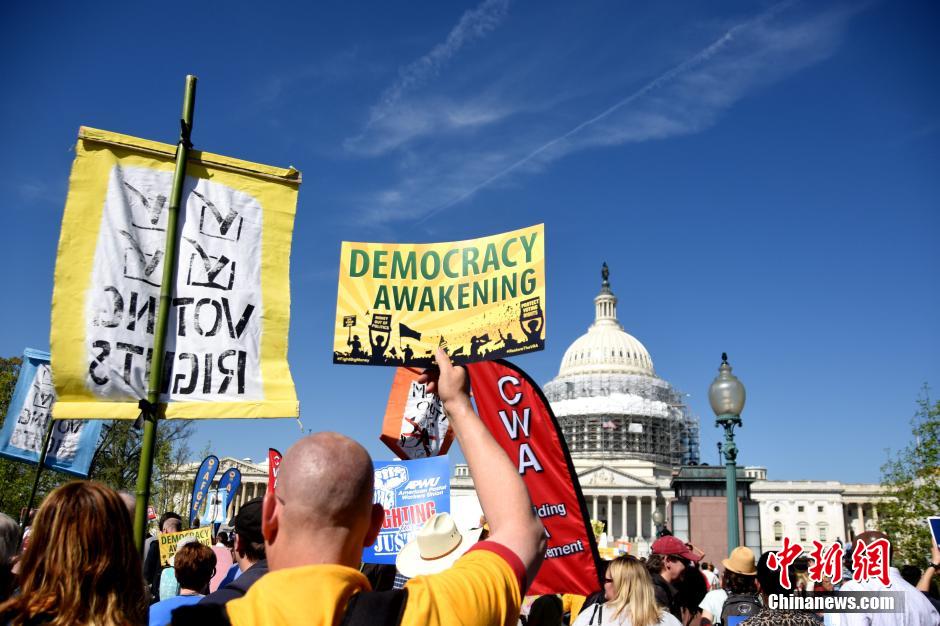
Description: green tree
0,356,69,519
88,418,194,515
0,355,194,521
879,385,940,566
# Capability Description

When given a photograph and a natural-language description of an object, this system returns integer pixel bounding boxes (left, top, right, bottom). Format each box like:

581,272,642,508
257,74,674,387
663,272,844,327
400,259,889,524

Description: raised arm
420,348,545,589
917,542,940,593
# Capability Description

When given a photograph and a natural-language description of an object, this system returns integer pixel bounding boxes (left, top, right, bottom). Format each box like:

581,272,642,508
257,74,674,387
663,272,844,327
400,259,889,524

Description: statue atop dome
601,262,611,293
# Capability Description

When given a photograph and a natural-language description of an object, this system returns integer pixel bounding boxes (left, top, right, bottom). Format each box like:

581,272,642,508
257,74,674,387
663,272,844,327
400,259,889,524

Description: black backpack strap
340,588,409,626
588,602,603,625
171,603,232,626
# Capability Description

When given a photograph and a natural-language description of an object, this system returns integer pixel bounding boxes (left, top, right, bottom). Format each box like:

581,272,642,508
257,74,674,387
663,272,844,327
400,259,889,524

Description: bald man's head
276,433,375,532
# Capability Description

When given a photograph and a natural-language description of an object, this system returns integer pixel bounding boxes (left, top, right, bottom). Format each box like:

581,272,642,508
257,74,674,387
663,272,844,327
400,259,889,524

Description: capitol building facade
450,266,886,559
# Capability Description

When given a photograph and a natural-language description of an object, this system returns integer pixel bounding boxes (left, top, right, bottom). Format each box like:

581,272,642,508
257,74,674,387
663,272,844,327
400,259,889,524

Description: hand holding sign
418,349,471,415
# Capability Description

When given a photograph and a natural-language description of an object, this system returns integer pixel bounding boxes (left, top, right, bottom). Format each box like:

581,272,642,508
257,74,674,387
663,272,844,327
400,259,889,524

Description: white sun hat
395,512,483,578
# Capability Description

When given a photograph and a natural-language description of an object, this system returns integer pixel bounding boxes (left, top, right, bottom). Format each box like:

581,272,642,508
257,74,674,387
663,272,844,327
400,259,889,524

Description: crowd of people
0,351,936,625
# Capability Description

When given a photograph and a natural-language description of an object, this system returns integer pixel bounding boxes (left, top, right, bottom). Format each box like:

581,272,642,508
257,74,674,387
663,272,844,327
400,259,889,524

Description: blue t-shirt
149,594,203,626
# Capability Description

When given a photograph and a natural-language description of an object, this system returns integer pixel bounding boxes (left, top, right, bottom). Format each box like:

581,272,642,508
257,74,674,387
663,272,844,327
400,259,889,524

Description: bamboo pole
17,417,54,548
133,75,197,551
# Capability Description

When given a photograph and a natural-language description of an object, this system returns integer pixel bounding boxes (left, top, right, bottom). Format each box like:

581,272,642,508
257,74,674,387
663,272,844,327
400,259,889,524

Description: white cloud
345,0,511,155
348,2,863,227
345,96,516,156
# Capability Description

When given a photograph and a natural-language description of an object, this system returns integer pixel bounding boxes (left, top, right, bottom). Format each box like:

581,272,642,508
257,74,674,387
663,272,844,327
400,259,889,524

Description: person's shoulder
170,602,231,626
202,560,270,605
658,611,683,626
401,543,525,626
199,586,241,606
413,541,526,590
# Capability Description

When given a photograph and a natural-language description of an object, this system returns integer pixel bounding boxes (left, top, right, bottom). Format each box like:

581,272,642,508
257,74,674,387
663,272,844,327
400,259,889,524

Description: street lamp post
709,352,746,552
652,508,670,538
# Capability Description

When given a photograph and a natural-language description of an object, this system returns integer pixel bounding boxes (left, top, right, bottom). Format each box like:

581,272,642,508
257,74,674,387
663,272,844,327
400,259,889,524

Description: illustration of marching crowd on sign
335,296,545,367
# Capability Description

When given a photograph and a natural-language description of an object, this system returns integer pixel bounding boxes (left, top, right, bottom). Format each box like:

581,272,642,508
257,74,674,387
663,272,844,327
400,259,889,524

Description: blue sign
0,348,104,478
362,455,450,564
189,455,220,525
216,467,242,522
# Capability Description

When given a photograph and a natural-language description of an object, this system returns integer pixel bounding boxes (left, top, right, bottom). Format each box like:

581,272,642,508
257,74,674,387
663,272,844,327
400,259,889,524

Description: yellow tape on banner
51,127,299,419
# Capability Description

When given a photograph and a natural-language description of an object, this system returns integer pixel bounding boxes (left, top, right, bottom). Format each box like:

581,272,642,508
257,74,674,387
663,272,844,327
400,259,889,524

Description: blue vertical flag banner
0,348,104,478
362,455,450,564
189,455,219,526
216,467,242,522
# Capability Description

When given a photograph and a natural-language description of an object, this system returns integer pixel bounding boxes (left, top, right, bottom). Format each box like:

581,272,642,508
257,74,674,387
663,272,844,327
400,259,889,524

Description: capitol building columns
582,492,659,541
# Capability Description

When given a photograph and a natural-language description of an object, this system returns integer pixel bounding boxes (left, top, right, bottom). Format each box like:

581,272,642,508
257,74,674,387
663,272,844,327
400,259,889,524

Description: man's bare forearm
445,397,545,584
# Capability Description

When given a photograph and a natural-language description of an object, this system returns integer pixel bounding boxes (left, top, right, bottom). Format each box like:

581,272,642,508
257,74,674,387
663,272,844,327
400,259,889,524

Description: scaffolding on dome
544,372,700,466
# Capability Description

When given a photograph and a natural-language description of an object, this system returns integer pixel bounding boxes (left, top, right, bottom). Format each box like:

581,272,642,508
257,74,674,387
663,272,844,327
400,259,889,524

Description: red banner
268,448,282,493
467,359,603,596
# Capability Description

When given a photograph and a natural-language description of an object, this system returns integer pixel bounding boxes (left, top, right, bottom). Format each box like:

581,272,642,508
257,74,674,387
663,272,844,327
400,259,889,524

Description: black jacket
143,538,162,602
198,559,269,606
651,572,682,620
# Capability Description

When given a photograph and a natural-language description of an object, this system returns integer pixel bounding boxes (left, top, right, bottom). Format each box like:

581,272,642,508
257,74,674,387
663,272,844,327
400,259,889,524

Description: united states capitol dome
544,264,700,466
558,271,655,378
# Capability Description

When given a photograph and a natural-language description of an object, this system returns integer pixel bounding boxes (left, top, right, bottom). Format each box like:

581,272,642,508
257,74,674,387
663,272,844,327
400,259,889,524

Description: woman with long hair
0,481,147,625
574,556,681,626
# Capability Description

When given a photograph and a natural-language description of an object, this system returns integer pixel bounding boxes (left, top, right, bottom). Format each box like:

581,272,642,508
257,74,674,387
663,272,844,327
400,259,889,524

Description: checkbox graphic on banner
193,191,243,242
31,384,54,410
123,181,167,232
184,237,236,291
120,229,164,288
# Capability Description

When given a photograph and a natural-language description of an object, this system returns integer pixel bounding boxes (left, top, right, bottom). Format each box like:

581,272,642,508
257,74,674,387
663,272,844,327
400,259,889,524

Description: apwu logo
374,465,409,511
403,476,441,491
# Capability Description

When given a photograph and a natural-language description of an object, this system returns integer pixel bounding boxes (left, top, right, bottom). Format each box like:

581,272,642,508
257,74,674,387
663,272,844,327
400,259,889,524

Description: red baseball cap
651,536,701,562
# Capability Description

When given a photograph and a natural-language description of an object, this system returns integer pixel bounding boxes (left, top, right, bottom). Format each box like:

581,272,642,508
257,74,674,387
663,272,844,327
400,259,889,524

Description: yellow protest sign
51,127,300,419
157,526,214,567
333,224,545,366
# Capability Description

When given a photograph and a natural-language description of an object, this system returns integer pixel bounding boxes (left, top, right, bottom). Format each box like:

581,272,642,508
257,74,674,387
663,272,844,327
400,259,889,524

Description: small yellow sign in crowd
157,526,214,567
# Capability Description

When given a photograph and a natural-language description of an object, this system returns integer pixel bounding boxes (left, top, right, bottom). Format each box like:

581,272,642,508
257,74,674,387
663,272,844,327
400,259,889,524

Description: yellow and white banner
333,224,545,366
51,127,299,419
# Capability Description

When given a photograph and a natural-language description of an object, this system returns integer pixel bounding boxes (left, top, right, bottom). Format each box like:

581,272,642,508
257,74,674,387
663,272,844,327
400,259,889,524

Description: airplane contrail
416,0,794,223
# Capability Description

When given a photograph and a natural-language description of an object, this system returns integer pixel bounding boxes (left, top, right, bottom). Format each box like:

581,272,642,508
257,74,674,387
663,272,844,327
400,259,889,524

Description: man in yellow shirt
174,349,545,626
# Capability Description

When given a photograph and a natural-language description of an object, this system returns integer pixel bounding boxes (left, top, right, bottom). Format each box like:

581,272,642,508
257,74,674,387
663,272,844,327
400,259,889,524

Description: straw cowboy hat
722,546,757,575
396,513,483,578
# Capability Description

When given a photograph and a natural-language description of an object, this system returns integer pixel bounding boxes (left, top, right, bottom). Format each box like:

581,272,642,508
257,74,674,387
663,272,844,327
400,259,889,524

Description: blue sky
0,0,937,483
